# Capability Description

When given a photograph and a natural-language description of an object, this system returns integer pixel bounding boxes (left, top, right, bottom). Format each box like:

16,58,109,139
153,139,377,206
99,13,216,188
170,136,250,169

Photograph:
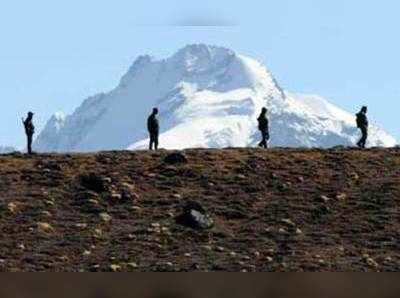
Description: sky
0,0,399,148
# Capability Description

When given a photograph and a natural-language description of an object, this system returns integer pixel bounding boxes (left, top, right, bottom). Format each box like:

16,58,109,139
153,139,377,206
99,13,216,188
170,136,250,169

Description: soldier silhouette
22,112,35,154
147,108,159,150
356,106,369,148
257,107,270,148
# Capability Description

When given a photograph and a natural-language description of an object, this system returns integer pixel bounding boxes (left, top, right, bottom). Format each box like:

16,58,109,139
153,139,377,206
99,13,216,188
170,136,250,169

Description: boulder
176,201,214,230
164,152,188,165
80,173,110,193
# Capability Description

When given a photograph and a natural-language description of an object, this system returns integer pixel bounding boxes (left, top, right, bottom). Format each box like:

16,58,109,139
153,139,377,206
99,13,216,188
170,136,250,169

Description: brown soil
0,147,399,272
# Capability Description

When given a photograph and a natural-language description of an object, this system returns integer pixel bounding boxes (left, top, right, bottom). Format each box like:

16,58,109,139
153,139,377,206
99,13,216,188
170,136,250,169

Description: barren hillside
0,148,399,272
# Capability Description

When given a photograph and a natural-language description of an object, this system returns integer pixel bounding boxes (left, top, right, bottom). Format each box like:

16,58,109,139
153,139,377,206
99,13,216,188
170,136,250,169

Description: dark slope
0,148,399,272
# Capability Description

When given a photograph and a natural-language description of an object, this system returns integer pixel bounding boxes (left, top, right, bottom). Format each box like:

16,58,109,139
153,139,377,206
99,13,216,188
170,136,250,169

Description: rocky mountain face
34,44,397,152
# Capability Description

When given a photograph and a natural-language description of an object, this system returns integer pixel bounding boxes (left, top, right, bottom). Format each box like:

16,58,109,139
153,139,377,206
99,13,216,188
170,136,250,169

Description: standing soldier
22,111,35,154
257,107,270,149
356,106,369,148
147,108,159,150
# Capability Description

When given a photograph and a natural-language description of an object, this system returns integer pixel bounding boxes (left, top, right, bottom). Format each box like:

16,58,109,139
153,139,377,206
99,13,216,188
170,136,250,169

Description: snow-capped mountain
34,44,397,152
0,146,16,154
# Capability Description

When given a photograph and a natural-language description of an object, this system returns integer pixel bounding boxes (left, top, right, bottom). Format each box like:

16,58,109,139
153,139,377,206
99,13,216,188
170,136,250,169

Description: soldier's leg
361,128,368,148
357,128,363,148
262,131,268,148
258,130,264,147
149,134,154,150
27,134,32,154
154,133,159,150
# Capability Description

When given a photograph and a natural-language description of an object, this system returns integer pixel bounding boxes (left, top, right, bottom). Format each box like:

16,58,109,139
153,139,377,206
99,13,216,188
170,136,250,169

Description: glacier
34,44,397,152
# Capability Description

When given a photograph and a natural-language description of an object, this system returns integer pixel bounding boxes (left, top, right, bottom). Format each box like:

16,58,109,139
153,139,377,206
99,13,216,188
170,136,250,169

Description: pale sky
0,0,399,148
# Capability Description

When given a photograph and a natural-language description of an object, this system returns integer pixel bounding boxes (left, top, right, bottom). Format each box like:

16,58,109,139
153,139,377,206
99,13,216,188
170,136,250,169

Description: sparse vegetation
0,148,399,272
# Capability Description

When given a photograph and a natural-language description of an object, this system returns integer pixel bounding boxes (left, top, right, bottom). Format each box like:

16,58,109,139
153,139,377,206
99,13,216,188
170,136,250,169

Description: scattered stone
173,194,182,199
237,174,246,180
41,211,52,218
278,228,287,234
281,218,296,227
110,192,122,201
385,256,393,263
37,222,54,233
44,200,55,207
295,228,303,235
109,264,121,272
82,250,91,256
127,262,138,269
318,195,331,203
7,202,19,214
265,256,273,263
75,223,88,229
164,152,188,164
363,254,379,268
216,246,225,252
99,213,112,223
203,245,213,251
175,201,214,230
253,251,261,258
130,205,142,212
184,253,192,257
336,193,347,200
266,249,275,255
17,243,26,250
80,173,110,193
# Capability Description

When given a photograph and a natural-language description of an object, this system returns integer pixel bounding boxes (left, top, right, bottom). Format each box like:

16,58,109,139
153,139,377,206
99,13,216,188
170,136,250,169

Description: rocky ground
0,147,399,272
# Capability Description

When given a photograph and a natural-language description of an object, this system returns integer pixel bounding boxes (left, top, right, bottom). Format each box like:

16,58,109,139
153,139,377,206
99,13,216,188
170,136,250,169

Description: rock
75,223,88,229
203,245,213,251
295,228,303,235
336,193,347,200
37,222,54,233
281,218,296,227
164,152,188,164
7,202,19,214
130,206,142,212
44,200,55,207
80,173,110,193
215,246,224,252
99,212,112,223
109,264,121,272
82,250,91,256
93,228,103,238
41,211,52,218
110,192,122,201
175,201,214,230
265,256,273,263
253,251,261,258
318,195,331,203
120,183,139,203
127,262,138,269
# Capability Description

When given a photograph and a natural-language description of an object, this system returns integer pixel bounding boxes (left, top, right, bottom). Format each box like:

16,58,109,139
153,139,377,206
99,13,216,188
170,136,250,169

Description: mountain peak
34,46,397,152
